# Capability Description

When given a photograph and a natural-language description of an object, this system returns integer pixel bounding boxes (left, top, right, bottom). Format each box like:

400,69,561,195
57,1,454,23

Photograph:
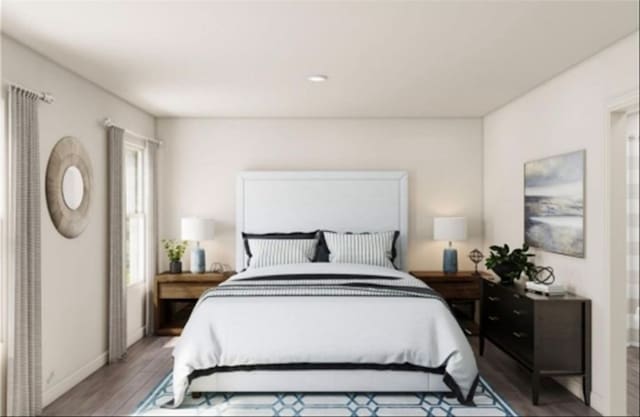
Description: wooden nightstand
154,271,235,336
410,271,492,336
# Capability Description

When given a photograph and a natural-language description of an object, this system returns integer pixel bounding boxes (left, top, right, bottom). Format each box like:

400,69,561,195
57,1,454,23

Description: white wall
156,118,483,272
483,31,639,415
1,36,155,405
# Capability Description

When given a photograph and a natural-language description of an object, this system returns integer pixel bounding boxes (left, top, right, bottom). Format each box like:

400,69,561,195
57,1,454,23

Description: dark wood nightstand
154,271,235,335
410,271,492,336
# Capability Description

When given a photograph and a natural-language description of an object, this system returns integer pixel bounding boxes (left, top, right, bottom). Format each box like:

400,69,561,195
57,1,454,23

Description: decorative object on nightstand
410,270,491,336
181,217,215,273
468,249,484,275
480,275,591,405
484,243,536,285
154,271,235,335
162,239,188,273
433,217,467,273
210,262,232,273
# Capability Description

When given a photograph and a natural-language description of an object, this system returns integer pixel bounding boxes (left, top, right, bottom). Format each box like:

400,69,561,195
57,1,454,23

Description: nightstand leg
532,371,540,405
479,335,485,356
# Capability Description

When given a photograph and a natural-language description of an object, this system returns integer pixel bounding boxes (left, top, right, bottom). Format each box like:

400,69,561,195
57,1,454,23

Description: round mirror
46,136,93,238
62,166,84,210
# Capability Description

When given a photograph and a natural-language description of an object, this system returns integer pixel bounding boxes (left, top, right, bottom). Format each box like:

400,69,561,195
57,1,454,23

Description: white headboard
236,171,408,271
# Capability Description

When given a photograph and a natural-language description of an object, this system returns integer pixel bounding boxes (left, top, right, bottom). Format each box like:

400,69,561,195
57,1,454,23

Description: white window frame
124,139,147,287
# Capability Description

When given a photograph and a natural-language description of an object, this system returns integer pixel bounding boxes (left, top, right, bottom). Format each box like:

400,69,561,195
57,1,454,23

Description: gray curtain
6,86,42,416
145,142,159,336
108,126,127,363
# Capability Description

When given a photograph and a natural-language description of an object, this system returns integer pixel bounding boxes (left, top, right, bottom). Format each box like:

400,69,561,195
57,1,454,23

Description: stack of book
525,281,566,296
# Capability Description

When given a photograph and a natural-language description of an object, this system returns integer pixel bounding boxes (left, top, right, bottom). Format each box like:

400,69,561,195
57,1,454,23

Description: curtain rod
4,80,55,103
103,118,163,145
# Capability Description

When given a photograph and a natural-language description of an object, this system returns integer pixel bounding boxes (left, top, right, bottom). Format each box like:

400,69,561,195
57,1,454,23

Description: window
125,142,146,286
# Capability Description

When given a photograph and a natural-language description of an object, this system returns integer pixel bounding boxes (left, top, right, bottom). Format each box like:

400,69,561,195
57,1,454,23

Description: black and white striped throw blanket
197,273,447,305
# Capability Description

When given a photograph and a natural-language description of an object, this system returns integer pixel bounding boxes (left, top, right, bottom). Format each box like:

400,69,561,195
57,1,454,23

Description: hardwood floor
43,338,173,416
475,338,597,417
43,336,601,416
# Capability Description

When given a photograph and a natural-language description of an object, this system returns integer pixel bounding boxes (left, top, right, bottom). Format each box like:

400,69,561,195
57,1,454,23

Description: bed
170,171,479,407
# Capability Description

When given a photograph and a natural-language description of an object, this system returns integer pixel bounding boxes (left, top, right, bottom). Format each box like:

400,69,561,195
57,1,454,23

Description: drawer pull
488,316,500,321
513,309,523,316
488,296,500,302
487,282,496,288
512,331,526,339
513,294,521,299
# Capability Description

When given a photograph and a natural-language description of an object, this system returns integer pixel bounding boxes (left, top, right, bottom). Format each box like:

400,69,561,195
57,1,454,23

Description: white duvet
172,263,479,406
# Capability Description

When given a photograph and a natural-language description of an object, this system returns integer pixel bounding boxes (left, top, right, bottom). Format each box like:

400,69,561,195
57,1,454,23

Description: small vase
169,261,182,274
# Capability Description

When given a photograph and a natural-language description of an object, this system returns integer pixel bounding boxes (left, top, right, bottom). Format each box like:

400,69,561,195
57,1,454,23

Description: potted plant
485,243,536,285
162,239,188,273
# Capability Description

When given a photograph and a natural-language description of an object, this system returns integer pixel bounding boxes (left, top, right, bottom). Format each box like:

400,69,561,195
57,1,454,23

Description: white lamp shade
433,217,467,241
181,217,215,241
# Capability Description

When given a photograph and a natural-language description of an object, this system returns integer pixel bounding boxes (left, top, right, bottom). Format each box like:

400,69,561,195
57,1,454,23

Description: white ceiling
2,1,638,118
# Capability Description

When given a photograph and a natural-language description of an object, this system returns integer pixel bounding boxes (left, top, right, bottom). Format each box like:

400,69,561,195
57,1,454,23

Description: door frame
604,89,638,416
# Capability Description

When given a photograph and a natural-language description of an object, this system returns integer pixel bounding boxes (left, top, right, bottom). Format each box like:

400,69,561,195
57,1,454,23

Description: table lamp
433,217,467,274
181,217,215,273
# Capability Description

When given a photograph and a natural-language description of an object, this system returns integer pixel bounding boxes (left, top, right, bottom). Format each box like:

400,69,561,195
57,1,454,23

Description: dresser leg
532,371,540,405
479,336,485,356
582,375,591,406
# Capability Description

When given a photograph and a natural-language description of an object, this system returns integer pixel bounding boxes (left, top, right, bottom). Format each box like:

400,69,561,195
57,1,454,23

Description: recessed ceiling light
307,74,328,82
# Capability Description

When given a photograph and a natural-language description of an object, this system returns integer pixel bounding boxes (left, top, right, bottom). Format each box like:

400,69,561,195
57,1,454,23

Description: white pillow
247,239,317,269
323,231,398,269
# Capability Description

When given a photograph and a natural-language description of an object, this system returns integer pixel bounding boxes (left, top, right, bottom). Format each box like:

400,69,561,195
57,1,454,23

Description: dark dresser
479,277,591,405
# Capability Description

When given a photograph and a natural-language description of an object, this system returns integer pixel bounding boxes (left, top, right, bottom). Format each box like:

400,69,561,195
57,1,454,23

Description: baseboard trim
555,376,605,414
0,341,6,415
127,326,145,348
587,390,606,415
43,326,146,407
43,351,108,407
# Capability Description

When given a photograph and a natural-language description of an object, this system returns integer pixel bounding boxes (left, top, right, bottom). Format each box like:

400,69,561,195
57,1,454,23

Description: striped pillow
323,231,399,269
247,239,318,269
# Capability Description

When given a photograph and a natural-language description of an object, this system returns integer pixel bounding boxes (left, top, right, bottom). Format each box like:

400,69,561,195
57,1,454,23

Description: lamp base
443,248,458,274
190,247,206,273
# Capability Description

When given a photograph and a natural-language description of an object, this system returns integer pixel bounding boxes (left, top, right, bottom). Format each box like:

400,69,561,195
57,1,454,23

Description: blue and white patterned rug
133,373,518,416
